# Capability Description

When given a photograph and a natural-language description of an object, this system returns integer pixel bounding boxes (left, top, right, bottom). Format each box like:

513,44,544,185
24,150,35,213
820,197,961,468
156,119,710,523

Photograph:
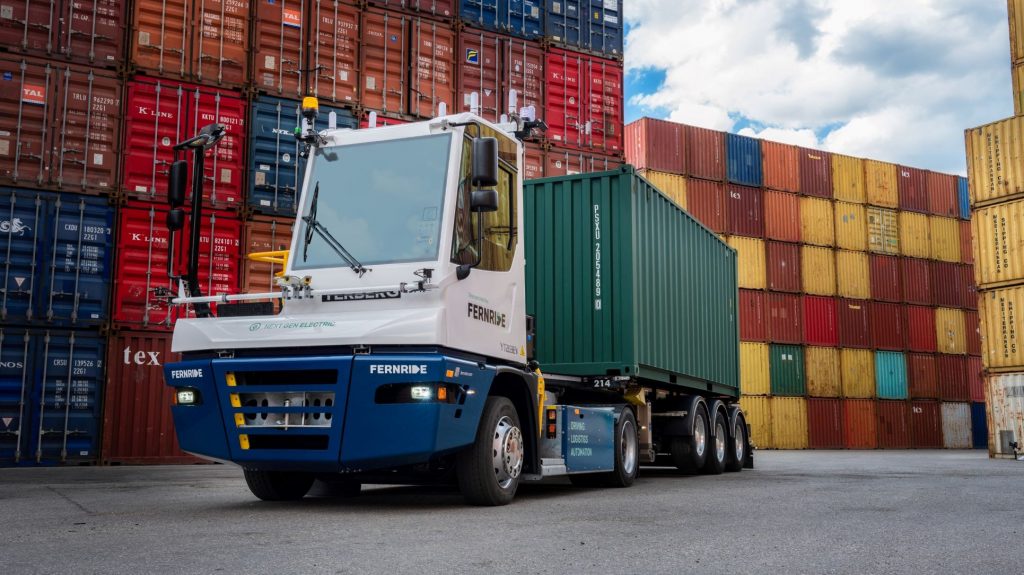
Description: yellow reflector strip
230,394,241,408
239,434,250,450
234,413,245,427
225,372,237,387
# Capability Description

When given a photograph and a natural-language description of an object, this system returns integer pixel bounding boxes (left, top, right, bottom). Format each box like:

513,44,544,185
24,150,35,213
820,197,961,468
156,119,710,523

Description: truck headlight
410,386,432,400
175,388,201,405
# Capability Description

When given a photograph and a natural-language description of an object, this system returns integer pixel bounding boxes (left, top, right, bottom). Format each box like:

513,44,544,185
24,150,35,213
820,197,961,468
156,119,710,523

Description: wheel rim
491,415,523,489
621,419,638,475
694,413,707,457
734,423,745,462
715,422,726,462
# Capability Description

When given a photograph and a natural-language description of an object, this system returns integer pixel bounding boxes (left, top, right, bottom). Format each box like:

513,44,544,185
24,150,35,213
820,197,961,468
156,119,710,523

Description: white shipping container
986,373,1024,458
940,402,972,449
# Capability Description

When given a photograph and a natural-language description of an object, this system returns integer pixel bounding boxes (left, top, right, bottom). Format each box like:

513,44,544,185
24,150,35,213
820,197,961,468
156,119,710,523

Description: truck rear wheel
701,410,727,475
456,396,523,506
243,469,314,501
725,416,748,473
670,405,709,474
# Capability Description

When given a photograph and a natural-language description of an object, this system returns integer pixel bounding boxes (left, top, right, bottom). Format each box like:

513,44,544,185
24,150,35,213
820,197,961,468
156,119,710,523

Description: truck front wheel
243,469,314,501
456,396,523,506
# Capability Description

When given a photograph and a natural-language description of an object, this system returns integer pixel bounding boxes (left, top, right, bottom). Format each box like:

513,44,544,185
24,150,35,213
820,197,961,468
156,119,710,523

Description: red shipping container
308,0,361,104
112,202,242,329
910,401,943,448
967,356,984,403
0,55,121,194
762,141,799,192
365,0,455,19
524,143,545,181
409,19,455,118
686,179,726,232
897,166,928,213
870,302,906,350
684,125,725,181
726,185,764,238
930,261,966,308
504,37,545,113
838,299,871,348
926,171,958,217
964,310,981,355
803,296,838,346
766,241,801,293
544,148,622,177
962,265,978,310
102,331,202,464
799,147,833,198
766,292,802,344
456,30,509,121
807,399,844,449
360,9,408,115
739,289,767,342
877,400,911,449
624,118,685,174
251,0,307,99
843,399,878,449
544,48,623,154
121,79,245,208
907,353,938,398
905,305,937,352
901,257,932,305
869,254,902,302
0,0,125,69
936,354,968,402
358,113,409,129
763,190,801,242
959,220,973,264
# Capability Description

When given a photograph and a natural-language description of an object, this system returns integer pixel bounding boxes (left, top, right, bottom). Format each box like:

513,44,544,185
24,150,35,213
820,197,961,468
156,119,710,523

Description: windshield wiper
301,182,370,276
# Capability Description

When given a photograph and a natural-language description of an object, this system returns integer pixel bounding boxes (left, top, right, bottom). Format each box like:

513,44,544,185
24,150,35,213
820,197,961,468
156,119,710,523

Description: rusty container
624,118,685,174
360,9,408,115
905,305,937,353
897,165,928,213
843,399,877,449
524,142,544,181
307,0,361,104
766,292,802,344
907,353,938,398
242,216,294,313
726,184,764,238
766,241,801,293
803,295,838,347
964,310,981,356
251,0,306,99
869,254,901,302
366,0,455,20
685,178,725,233
0,0,125,69
901,257,932,305
867,206,899,254
865,159,898,208
877,400,911,448
941,402,972,449
870,302,906,351
409,18,455,118
798,147,832,198
684,125,725,181
739,289,767,342
927,171,958,217
764,190,801,243
761,141,799,193
807,399,844,449
936,354,969,401
910,400,943,448
838,298,870,349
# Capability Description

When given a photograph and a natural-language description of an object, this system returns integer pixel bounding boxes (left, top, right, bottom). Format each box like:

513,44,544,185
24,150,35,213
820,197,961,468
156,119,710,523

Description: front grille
235,369,337,386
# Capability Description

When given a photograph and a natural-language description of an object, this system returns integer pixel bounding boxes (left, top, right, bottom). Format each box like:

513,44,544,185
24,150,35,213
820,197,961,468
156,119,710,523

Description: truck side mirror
168,160,188,207
471,190,498,213
167,208,185,231
471,137,499,187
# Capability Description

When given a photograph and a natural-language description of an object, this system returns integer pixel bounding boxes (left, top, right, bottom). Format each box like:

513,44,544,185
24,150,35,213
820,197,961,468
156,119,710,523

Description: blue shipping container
726,133,763,187
957,176,970,220
248,96,357,215
875,351,908,399
463,0,542,40
971,402,987,449
545,0,623,57
0,328,104,466
1,189,114,327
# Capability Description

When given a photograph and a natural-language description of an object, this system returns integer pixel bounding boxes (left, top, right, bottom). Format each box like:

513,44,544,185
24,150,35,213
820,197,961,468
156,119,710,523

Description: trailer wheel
670,404,709,473
243,469,314,501
701,410,727,475
569,408,639,488
725,416,748,473
456,396,523,506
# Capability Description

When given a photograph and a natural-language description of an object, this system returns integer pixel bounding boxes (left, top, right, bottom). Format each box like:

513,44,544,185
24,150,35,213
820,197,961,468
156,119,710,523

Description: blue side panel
0,189,46,324
0,328,32,464
461,0,501,32
971,402,987,449
546,0,583,50
562,405,614,472
41,194,114,326
167,359,231,462
506,0,544,39
586,0,623,57
875,351,908,400
957,176,970,220
726,133,763,187
248,96,357,216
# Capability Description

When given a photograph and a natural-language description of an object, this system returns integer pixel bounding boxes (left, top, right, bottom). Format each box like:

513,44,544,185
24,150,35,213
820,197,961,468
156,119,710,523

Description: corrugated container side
1016,60,1024,117
867,207,899,254
963,264,978,310
877,400,911,448
685,125,725,181
798,147,832,198
543,148,623,177
545,0,621,55
865,159,899,208
838,298,871,349
875,351,908,399
360,9,408,115
836,250,870,300
870,302,906,351
770,397,808,449
767,293,802,344
897,166,928,213
936,354,969,402
740,343,770,395
957,176,970,219
869,255,902,302
965,117,1024,206
766,241,801,293
726,185,764,238
929,216,961,263
935,307,967,355
801,246,836,296
901,257,932,305
959,220,973,265
805,346,840,397
906,305,937,352
727,236,766,290
242,217,294,311
640,170,687,209
803,296,838,347
968,356,984,402
129,0,189,78
524,143,544,181
503,37,545,115
930,261,966,308
740,395,772,449
927,172,959,217
832,153,865,203
907,353,938,399
910,400,943,448
1012,0,1024,62
898,211,931,259
251,0,306,99
843,399,878,448
761,141,800,192
308,0,360,104
368,0,456,20
965,310,982,356
544,49,623,153
409,19,456,118
987,373,1024,457
807,398,844,448
834,202,867,251
970,402,988,449
764,190,801,242
739,289,768,342
799,196,835,247
0,55,50,187
840,348,875,398
686,179,726,232
0,0,125,68
770,344,805,396
726,133,762,187
624,118,685,174
193,0,250,88
978,286,1024,369
971,200,1024,288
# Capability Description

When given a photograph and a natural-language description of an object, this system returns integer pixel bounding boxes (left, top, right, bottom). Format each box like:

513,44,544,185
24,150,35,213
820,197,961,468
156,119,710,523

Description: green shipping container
524,167,740,397
769,344,806,396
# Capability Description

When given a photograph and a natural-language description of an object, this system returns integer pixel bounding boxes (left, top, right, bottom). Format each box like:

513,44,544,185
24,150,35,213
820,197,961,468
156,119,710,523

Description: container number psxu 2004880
593,204,602,311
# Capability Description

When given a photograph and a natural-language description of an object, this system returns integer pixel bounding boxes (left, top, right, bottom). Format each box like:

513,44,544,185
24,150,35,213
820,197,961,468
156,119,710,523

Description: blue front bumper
165,353,494,472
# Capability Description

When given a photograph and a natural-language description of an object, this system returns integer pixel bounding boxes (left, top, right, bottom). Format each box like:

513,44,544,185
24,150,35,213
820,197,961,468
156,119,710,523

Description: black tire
568,409,639,488
725,416,748,473
243,469,315,501
701,409,727,475
456,396,523,506
670,405,709,474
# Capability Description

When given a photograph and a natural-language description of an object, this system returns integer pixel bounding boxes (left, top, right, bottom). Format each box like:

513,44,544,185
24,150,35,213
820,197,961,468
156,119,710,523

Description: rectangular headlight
410,386,433,400
176,389,199,405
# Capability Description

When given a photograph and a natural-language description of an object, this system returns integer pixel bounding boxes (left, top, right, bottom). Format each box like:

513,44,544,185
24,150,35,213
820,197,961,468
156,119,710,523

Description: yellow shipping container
865,159,899,208
840,348,875,398
898,211,930,259
966,116,1024,206
929,216,962,263
740,343,770,395
770,397,808,449
805,346,840,397
867,206,899,254
1014,61,1024,117
1012,0,1024,62
834,202,867,251
972,199,1024,288
640,170,687,209
740,395,773,449
801,245,836,296
727,236,766,290
935,307,967,355
832,154,865,203
836,250,870,299
800,196,835,247
979,286,1024,369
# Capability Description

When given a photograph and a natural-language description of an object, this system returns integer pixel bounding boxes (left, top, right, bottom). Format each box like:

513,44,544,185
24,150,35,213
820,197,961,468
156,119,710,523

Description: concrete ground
0,450,1020,574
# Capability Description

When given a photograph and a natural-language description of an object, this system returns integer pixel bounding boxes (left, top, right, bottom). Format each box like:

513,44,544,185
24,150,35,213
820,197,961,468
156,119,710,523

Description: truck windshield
294,133,453,269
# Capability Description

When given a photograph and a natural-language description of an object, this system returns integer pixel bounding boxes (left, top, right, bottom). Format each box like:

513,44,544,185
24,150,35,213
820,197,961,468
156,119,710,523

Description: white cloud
626,0,1012,173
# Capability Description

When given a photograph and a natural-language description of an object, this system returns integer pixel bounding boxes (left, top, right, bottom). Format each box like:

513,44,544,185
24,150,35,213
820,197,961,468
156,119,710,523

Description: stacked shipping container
627,117,982,449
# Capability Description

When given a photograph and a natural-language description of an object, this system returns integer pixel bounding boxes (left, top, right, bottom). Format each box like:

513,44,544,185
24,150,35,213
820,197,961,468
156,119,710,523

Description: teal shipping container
770,344,806,396
875,351,909,399
524,167,740,396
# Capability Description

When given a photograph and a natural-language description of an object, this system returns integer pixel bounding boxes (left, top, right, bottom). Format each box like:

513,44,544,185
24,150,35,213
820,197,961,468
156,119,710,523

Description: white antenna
438,101,447,117
500,113,509,124
328,111,337,129
470,92,480,116
520,105,536,122
368,111,377,128
584,121,593,135
508,89,518,115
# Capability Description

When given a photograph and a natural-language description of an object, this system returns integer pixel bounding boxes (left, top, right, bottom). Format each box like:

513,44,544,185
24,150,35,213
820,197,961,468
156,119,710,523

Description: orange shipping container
624,118,685,174
409,19,455,118
959,221,973,265
832,153,865,203
308,0,361,104
242,217,294,297
842,399,878,449
834,202,867,251
360,9,408,114
865,159,898,208
252,0,306,98
764,190,801,242
762,141,800,192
